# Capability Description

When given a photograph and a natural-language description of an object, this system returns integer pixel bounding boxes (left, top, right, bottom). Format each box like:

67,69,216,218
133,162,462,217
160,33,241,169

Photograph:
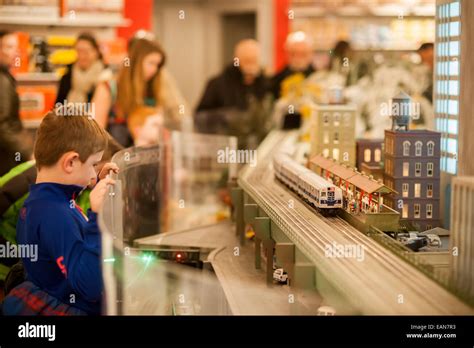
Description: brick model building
383,129,442,231
356,139,384,180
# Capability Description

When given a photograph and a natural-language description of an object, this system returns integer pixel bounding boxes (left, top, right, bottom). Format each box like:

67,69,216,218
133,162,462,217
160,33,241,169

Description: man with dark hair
0,30,32,176
418,42,434,102
418,43,434,62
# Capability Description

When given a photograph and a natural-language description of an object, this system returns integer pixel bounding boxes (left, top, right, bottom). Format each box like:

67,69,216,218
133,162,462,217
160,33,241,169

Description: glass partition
99,129,238,314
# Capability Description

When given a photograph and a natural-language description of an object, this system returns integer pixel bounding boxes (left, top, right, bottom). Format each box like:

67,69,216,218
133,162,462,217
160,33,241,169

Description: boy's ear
61,151,81,174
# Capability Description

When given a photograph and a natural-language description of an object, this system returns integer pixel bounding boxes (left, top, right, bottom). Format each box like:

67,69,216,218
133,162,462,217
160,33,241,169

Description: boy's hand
98,162,119,180
90,177,116,213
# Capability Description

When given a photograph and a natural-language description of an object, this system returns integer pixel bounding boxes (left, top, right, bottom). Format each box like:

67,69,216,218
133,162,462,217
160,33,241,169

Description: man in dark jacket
196,39,270,112
0,31,32,177
271,31,315,99
195,39,272,148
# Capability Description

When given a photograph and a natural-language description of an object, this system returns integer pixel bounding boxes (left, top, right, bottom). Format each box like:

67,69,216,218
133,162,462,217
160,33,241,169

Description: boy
0,134,123,300
3,110,117,315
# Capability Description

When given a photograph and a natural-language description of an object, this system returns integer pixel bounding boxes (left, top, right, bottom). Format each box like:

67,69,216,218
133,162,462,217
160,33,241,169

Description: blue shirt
16,182,103,315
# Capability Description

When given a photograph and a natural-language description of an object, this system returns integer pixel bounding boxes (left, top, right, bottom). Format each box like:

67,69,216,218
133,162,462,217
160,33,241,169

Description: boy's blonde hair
34,111,108,170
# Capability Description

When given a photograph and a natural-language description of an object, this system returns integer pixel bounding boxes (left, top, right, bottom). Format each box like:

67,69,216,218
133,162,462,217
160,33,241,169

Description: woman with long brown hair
92,38,188,147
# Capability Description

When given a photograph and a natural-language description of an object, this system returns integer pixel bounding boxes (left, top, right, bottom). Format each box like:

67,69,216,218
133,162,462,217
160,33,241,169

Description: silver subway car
273,153,342,216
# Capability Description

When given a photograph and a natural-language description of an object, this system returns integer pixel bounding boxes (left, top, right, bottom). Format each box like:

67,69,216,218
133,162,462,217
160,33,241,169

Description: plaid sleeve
2,281,87,316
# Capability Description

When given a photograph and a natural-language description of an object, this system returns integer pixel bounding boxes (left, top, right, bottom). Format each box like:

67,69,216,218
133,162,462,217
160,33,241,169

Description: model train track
238,130,473,314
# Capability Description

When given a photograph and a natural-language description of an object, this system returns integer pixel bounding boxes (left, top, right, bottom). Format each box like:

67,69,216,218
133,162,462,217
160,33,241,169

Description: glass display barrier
99,129,238,314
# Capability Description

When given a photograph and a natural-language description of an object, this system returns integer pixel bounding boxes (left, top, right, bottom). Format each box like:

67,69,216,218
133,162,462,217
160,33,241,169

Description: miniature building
356,139,384,180
450,176,474,302
309,104,356,167
383,129,442,231
434,0,474,177
356,139,384,170
360,162,384,182
310,154,399,232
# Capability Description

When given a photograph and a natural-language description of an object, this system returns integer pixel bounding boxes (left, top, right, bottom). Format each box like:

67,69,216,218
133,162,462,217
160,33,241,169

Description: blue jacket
15,183,103,315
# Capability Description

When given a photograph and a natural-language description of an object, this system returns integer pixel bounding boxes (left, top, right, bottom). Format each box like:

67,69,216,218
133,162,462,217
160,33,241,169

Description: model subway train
273,153,343,216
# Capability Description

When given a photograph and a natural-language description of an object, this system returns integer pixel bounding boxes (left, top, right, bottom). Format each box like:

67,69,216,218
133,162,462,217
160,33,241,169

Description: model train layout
273,152,343,216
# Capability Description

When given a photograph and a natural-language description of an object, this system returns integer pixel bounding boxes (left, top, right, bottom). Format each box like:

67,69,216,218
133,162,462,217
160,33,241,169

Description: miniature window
427,184,433,198
427,141,435,156
323,148,329,157
415,163,422,177
364,149,371,162
333,113,340,126
402,183,409,198
414,183,421,198
426,224,432,231
333,148,340,161
374,149,381,162
415,141,423,156
426,204,433,218
427,163,434,177
403,141,411,156
323,113,330,125
403,162,409,177
323,131,329,144
402,204,408,218
414,204,420,218
334,132,339,144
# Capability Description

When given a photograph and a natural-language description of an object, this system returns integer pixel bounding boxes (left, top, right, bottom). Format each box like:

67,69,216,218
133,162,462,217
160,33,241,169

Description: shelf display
292,17,435,51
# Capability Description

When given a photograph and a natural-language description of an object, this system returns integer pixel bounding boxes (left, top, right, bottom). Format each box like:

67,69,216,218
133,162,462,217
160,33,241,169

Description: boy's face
67,151,104,187
87,160,106,188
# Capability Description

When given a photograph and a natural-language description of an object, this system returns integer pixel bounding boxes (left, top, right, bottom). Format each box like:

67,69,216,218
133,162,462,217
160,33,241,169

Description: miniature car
273,268,288,284
425,234,442,248
397,232,429,251
317,305,336,316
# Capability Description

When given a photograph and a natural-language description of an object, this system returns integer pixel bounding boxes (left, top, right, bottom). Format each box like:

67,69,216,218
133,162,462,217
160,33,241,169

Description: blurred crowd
0,29,434,177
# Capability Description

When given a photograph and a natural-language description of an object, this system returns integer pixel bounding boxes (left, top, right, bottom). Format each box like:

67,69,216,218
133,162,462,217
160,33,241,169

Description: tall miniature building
434,0,474,228
450,176,474,302
382,92,442,231
383,129,442,231
309,104,356,167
